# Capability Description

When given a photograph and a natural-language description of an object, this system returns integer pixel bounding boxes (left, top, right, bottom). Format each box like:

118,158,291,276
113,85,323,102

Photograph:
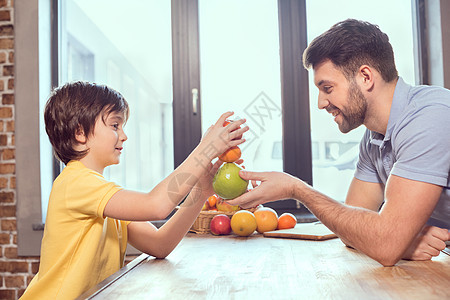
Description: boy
21,81,248,299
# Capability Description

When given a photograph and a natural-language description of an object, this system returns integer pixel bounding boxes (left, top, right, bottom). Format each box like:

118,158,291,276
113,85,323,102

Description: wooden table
79,233,450,300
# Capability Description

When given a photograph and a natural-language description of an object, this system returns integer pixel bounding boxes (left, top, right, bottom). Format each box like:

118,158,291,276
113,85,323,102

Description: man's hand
402,225,450,260
227,170,300,208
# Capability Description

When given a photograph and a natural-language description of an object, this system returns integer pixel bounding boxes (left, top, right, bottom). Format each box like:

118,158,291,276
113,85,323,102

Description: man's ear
75,126,87,144
358,65,374,91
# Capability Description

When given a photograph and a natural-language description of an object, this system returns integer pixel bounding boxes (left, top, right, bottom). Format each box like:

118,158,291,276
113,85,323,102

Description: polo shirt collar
369,77,411,146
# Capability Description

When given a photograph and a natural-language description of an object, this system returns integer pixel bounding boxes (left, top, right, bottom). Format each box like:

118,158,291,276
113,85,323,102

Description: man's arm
345,177,449,260
340,178,384,248
293,174,442,266
229,171,442,266
345,178,384,211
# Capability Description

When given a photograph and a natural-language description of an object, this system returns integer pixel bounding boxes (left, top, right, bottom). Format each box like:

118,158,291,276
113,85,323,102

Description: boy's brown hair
44,81,129,164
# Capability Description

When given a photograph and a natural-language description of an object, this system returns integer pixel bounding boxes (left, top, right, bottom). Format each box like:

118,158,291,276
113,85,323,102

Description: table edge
76,253,150,299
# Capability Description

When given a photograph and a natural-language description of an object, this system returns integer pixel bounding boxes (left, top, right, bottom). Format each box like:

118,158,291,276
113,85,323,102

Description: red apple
210,214,232,235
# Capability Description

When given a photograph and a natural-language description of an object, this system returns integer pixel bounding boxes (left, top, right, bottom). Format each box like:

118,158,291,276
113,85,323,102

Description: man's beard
337,81,367,133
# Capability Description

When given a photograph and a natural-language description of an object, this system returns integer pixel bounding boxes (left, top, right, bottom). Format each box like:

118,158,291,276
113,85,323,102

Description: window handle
32,223,45,231
192,88,198,115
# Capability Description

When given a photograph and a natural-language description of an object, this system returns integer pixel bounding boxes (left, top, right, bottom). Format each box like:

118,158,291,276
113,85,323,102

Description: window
59,0,174,194
36,0,176,220
198,0,283,173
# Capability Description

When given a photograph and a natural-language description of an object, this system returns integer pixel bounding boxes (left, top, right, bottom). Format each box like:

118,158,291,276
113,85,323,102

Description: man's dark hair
44,81,129,165
303,19,398,82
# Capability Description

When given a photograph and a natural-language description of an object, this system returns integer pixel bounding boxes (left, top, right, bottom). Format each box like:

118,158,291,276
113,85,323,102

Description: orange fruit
277,213,297,230
254,207,278,233
207,194,218,208
230,210,257,236
219,146,242,162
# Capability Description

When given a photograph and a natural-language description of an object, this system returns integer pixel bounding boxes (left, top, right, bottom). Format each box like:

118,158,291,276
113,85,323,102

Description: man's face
313,60,367,133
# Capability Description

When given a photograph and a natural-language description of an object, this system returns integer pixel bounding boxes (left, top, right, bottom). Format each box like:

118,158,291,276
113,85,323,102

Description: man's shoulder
409,84,450,108
393,84,450,131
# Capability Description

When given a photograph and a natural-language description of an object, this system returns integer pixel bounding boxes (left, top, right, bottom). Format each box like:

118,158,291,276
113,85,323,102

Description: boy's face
81,111,127,173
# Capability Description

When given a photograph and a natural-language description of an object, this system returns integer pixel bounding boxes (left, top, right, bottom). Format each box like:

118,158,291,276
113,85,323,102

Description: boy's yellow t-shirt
21,161,129,299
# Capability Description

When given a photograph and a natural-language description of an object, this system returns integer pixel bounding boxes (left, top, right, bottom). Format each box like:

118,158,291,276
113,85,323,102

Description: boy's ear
75,126,87,144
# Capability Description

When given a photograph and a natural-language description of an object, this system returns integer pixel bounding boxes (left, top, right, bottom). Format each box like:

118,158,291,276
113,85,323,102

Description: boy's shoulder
55,160,110,187
50,161,122,216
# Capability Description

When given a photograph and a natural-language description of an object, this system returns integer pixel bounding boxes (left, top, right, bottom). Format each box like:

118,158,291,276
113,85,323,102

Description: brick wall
0,1,38,299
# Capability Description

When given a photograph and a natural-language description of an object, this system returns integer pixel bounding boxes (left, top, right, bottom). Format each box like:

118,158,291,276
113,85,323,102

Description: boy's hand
199,112,249,160
195,159,223,198
194,158,244,197
188,158,245,207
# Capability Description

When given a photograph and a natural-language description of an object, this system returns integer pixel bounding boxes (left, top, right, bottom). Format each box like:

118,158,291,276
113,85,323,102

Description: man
229,19,450,266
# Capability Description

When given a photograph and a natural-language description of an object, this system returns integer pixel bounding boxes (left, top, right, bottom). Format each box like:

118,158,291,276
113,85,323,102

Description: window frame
171,0,203,167
276,0,313,211
15,0,45,256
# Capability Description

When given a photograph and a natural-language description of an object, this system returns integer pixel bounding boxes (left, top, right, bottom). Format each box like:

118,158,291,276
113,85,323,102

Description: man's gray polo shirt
355,77,450,228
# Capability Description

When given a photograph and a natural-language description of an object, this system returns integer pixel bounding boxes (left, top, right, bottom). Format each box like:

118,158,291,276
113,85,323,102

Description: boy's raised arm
104,111,249,222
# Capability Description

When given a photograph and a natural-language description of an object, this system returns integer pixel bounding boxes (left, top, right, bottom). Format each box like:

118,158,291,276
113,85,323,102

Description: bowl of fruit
190,194,241,234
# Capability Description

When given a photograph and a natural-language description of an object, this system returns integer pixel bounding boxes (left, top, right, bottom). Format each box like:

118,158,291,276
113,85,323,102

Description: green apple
213,163,249,199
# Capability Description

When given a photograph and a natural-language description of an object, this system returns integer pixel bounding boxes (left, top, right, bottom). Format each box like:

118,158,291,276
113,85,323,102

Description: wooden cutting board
263,223,337,241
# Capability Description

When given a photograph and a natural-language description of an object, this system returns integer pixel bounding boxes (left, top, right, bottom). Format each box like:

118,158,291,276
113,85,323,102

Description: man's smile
326,104,341,119
331,110,340,117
